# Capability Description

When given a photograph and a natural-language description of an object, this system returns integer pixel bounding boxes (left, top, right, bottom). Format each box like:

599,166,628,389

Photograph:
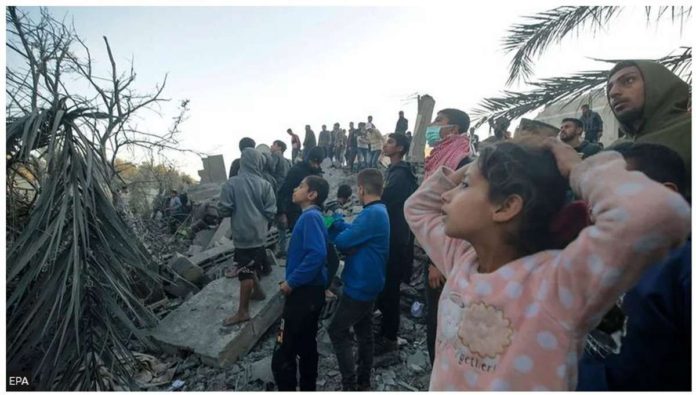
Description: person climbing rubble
218,148,277,326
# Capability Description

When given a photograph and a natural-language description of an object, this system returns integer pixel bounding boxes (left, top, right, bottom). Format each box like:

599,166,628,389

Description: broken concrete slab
189,243,235,268
193,229,216,248
150,270,285,368
206,218,231,250
170,254,204,283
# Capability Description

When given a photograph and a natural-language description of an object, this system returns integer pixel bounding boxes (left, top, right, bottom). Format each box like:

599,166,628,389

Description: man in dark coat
277,146,325,230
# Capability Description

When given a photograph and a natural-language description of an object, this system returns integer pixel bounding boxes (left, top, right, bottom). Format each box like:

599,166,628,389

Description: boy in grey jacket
218,148,277,326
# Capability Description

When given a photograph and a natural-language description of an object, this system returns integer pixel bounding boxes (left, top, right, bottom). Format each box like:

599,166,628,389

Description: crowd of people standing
215,59,691,391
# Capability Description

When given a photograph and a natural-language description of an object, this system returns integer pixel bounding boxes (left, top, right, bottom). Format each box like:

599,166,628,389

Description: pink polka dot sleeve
542,151,691,333
404,166,474,278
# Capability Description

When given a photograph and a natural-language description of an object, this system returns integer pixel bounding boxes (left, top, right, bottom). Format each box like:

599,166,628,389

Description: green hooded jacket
607,60,691,175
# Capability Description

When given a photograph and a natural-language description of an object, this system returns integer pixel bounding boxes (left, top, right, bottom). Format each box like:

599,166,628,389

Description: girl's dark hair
477,142,569,255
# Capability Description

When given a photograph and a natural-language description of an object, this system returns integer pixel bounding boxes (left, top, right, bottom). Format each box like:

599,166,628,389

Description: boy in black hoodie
375,133,418,353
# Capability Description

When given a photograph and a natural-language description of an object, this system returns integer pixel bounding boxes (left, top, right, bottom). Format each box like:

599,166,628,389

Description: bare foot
251,286,266,300
222,312,249,326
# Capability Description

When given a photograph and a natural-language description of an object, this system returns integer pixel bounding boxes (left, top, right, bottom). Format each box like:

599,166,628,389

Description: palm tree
473,6,692,125
6,7,169,390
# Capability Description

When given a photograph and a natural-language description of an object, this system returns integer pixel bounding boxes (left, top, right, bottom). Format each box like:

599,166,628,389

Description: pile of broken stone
128,162,433,391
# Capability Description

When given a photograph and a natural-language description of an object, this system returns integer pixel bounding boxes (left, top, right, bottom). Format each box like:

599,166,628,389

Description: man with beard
559,118,602,159
606,60,691,178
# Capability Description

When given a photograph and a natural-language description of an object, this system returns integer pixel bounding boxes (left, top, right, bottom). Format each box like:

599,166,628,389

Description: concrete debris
149,270,285,368
192,228,216,247
169,254,204,283
249,356,274,384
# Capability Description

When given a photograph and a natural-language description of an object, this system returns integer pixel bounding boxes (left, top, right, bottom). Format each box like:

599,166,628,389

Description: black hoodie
383,160,418,243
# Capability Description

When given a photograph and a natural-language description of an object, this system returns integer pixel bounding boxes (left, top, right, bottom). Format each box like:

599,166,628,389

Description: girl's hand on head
447,161,473,185
543,138,582,178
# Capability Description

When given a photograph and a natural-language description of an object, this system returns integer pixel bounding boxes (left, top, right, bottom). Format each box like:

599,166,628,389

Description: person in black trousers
272,176,330,391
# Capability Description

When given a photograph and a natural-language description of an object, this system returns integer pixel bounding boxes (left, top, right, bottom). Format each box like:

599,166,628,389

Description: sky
10,4,694,179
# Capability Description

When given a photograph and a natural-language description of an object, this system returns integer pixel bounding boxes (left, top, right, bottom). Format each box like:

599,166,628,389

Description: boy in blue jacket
327,169,390,391
271,175,330,391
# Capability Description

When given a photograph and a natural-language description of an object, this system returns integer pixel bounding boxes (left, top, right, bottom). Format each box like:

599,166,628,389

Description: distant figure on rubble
218,148,277,326
166,189,184,233
333,125,347,168
272,175,330,391
303,125,317,161
367,127,384,168
270,140,291,193
579,104,604,144
318,124,331,160
287,128,301,163
366,115,375,131
395,111,408,134
229,137,256,178
346,122,359,171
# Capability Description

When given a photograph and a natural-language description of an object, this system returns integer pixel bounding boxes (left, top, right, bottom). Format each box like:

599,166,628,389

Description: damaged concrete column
408,94,435,163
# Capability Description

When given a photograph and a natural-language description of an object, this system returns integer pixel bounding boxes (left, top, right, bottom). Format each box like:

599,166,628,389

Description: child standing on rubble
272,175,330,391
218,148,277,327
404,139,690,390
327,169,390,391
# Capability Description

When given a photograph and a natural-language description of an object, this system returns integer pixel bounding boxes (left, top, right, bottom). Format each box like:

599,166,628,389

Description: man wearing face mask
422,108,473,365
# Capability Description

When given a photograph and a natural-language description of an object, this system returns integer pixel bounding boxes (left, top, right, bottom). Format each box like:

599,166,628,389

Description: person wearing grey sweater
218,148,277,326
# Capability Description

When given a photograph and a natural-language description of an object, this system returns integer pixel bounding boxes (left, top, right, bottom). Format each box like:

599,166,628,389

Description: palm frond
503,6,621,86
6,105,165,390
473,47,692,128
504,6,692,86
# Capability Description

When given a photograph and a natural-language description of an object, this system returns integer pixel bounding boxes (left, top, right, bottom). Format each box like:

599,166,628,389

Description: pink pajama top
404,152,691,390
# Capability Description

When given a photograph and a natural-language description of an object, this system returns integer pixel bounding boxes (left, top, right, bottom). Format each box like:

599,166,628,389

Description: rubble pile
125,161,434,390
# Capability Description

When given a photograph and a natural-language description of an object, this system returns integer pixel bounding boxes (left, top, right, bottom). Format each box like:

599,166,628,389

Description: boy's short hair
337,184,352,199
304,176,329,206
388,133,410,156
306,146,326,164
239,137,256,151
357,169,384,196
617,143,688,197
273,140,287,152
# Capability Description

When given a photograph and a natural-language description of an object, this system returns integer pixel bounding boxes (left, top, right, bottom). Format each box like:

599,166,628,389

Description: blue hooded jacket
330,201,390,301
577,240,691,391
285,206,328,289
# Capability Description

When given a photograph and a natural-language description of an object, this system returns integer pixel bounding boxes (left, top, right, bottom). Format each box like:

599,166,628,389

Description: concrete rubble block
206,218,231,250
169,254,204,283
249,356,274,384
149,270,286,368
189,243,235,268
193,229,216,248
407,350,428,372
186,245,204,256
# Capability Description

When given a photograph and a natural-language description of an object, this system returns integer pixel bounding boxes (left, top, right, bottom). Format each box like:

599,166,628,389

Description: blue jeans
369,150,381,168
358,148,370,168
